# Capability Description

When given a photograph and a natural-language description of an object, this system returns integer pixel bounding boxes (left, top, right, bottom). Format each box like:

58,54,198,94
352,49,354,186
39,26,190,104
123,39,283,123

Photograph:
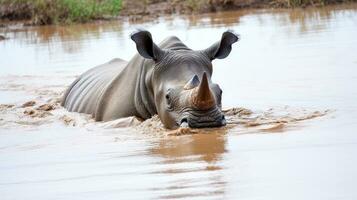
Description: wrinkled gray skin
62,30,239,129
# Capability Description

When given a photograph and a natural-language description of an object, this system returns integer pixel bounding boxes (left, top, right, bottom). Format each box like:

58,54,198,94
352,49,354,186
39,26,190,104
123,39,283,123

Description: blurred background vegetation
0,0,354,25
0,0,122,24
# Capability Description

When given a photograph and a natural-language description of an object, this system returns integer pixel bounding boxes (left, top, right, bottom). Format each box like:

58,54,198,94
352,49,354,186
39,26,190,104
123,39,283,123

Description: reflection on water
1,4,356,52
0,6,338,39
3,22,123,51
0,3,356,77
151,132,226,163
0,22,126,75
149,131,227,199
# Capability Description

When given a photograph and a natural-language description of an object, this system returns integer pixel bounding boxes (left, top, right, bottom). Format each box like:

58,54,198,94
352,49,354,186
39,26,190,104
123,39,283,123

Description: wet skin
62,30,239,129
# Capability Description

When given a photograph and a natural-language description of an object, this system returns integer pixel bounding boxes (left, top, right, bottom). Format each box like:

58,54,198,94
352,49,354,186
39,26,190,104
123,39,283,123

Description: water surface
1,3,357,200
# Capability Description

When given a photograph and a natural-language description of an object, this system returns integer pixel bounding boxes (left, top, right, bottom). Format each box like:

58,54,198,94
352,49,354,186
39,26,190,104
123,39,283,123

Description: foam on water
0,74,328,135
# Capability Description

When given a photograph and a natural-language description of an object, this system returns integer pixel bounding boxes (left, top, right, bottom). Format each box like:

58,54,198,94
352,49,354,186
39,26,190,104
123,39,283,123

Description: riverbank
0,0,355,25
120,0,355,20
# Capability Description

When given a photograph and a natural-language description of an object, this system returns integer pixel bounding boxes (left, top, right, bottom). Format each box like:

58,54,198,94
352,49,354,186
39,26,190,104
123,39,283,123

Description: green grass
0,0,122,24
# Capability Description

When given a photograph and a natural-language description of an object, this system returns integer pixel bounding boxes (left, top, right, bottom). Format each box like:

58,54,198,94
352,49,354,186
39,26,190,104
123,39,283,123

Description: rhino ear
130,30,164,61
203,30,239,60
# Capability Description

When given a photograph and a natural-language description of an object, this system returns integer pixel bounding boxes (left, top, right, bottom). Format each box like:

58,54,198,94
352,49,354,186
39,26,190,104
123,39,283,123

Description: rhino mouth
179,107,226,128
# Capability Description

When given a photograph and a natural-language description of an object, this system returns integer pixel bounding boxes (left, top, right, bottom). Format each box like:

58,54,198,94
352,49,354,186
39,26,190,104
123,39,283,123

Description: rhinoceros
61,30,239,129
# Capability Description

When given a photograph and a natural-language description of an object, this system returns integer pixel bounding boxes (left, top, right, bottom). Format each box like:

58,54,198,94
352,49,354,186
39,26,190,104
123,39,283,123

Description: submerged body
62,30,239,129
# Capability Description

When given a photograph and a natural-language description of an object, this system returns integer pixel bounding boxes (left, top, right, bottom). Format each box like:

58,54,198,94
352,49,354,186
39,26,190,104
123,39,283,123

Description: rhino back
62,58,127,117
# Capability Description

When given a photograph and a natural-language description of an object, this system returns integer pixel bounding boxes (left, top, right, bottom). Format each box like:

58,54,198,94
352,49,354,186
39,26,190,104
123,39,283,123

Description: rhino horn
184,75,200,90
192,72,215,110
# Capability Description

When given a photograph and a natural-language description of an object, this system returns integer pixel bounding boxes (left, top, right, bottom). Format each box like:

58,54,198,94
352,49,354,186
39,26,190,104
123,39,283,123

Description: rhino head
131,30,239,129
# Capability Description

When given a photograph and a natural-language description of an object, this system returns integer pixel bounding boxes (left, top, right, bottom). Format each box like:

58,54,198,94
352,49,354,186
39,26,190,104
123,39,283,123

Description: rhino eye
165,93,171,105
165,94,174,110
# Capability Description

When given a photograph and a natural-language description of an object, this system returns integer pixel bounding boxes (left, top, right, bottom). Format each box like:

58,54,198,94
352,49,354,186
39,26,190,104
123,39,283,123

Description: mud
36,103,56,111
120,0,351,22
0,74,329,135
21,100,36,107
135,107,330,136
0,34,6,40
0,104,14,110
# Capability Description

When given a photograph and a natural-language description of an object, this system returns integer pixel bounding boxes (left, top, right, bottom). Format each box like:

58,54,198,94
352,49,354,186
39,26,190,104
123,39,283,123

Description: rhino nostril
221,115,226,125
180,118,188,124
180,118,189,127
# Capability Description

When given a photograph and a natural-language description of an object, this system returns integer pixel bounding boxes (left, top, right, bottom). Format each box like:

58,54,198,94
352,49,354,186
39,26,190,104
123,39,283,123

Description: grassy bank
0,0,121,25
0,0,355,25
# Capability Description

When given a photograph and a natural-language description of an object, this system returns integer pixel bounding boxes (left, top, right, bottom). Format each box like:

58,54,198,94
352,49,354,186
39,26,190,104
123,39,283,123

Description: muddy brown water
1,3,357,200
